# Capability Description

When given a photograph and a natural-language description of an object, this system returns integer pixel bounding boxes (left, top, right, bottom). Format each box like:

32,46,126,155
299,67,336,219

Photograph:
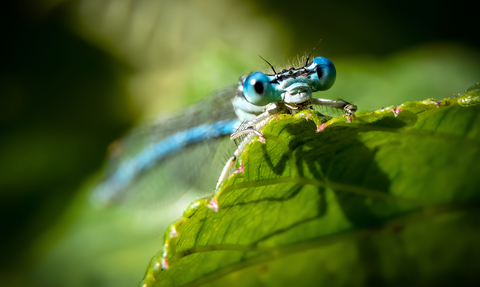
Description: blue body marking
94,118,240,204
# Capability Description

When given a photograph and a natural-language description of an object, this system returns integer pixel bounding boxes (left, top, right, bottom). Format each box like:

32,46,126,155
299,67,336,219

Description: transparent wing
92,85,240,210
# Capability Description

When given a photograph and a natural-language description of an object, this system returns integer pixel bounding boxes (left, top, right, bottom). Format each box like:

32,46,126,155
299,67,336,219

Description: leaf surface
141,84,480,287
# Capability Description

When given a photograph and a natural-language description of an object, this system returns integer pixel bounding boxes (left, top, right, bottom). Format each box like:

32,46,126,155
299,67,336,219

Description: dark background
1,0,479,286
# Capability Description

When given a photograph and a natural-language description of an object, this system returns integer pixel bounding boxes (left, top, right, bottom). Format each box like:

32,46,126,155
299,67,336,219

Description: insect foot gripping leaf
139,84,480,287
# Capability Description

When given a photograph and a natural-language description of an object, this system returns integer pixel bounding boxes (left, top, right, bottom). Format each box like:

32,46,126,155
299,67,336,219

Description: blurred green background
1,0,479,286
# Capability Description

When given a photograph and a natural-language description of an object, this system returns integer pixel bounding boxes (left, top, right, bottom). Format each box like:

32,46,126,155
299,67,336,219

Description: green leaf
140,84,480,287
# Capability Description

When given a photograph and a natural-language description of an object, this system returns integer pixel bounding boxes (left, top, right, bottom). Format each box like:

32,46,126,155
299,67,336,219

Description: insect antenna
259,55,277,75
305,39,323,66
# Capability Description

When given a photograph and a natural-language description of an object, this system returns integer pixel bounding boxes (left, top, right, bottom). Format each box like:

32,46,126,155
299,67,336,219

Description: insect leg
310,98,357,116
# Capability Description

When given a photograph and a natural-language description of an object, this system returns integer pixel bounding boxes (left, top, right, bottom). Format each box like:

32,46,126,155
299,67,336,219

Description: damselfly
92,52,356,211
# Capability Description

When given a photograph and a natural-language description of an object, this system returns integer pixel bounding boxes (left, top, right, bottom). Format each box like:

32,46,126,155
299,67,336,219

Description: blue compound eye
311,56,336,91
243,72,276,106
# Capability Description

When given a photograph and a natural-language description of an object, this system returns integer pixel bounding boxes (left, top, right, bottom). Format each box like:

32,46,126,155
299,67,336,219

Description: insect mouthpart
283,82,313,104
